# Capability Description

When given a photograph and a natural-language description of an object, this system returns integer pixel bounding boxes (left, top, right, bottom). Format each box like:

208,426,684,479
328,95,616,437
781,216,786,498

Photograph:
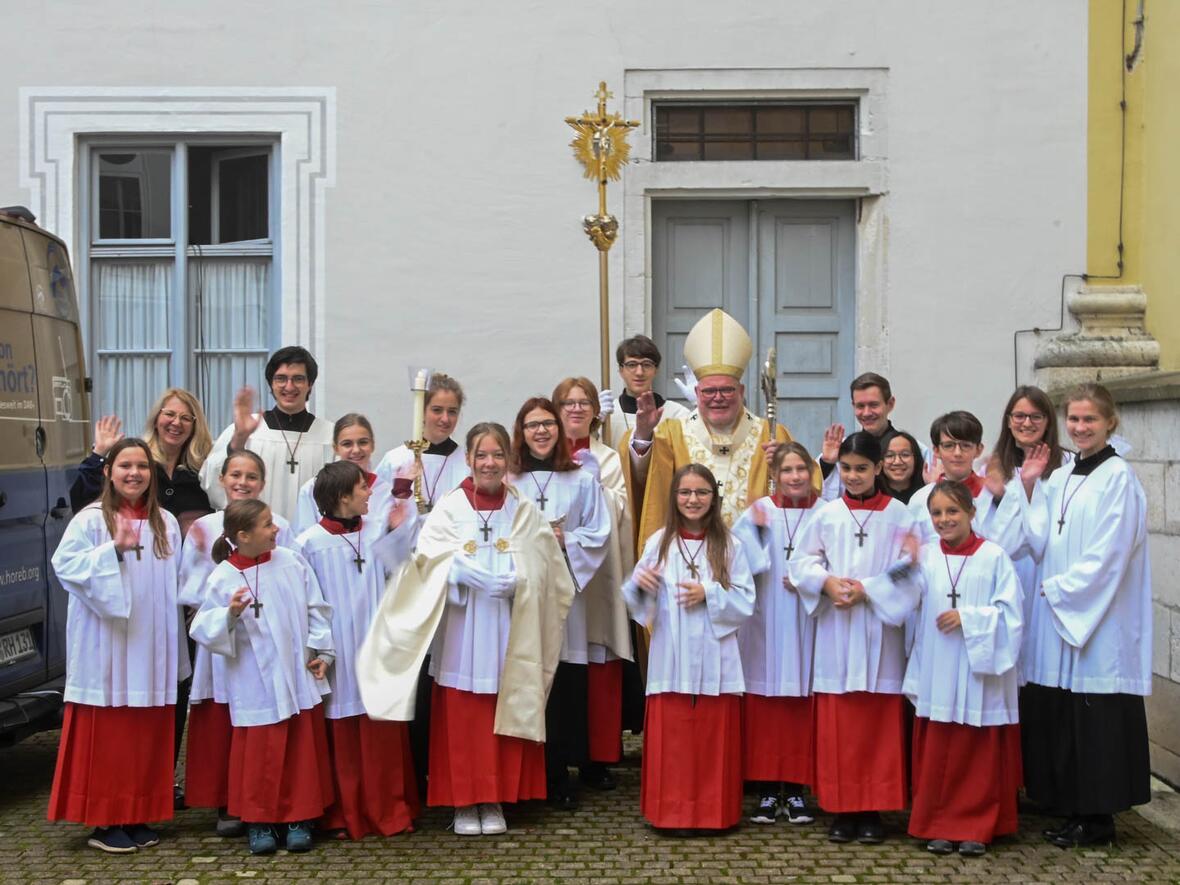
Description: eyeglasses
620,359,657,371
272,373,309,387
675,488,714,499
522,419,558,432
698,386,738,400
882,451,914,462
937,440,978,453
159,409,196,426
561,399,593,412
1008,411,1046,425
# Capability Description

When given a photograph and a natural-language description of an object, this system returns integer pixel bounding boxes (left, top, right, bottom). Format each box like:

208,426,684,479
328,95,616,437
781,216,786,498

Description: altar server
189,499,335,855
884,481,1023,857
179,450,295,834
624,464,755,832
509,396,612,808
787,432,918,844
295,413,391,536
357,423,575,837
1017,383,1151,847
48,439,186,854
201,346,335,517
732,442,823,825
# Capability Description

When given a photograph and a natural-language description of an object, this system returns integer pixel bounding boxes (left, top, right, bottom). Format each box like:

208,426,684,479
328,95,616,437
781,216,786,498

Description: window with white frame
81,138,279,436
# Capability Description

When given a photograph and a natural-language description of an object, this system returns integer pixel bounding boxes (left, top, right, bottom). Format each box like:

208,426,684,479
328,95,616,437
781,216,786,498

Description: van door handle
51,497,71,519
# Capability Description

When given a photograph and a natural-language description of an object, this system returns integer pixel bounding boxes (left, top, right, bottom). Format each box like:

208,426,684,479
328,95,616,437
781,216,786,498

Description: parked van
0,206,89,746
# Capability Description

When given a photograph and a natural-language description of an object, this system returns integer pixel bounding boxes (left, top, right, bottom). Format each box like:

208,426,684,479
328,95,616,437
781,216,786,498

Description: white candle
411,369,429,442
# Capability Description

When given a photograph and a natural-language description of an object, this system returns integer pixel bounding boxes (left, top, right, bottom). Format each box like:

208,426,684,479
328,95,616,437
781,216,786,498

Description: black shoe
828,814,857,843
926,838,954,854
547,782,580,812
172,783,186,810
857,812,886,844
1041,817,1075,840
958,840,987,856
579,763,616,791
1048,817,1116,848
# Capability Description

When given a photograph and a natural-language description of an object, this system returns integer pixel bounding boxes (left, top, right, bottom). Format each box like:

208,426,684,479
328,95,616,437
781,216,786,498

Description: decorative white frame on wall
18,86,335,400
621,68,890,376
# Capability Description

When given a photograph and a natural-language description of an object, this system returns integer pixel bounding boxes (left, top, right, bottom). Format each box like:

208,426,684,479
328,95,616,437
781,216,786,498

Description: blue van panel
0,466,49,697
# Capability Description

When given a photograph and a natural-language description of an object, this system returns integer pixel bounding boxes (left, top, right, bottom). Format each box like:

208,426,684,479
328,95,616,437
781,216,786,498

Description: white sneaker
453,805,482,836
479,802,507,834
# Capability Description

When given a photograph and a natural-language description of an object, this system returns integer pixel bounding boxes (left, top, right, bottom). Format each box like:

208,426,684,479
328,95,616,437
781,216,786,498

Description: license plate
0,628,36,667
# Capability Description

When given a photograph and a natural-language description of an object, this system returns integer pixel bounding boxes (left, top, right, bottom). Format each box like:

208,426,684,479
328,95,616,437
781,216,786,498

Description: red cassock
587,660,623,763
226,705,334,823
641,693,743,830
908,718,1022,843
323,714,420,838
48,703,175,827
183,700,233,809
741,693,814,785
426,684,547,807
813,691,909,812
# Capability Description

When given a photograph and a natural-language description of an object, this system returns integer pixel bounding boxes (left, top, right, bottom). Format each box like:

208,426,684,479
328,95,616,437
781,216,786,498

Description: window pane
654,102,855,162
189,258,270,429
702,140,754,161
98,354,170,437
95,261,171,351
660,107,701,135
755,107,805,134
97,152,171,239
702,108,751,137
218,155,268,243
756,140,807,160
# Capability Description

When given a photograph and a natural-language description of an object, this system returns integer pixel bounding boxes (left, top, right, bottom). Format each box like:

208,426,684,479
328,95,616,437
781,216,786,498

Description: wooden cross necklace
777,498,808,561
338,522,366,574
1057,472,1091,535
943,548,970,609
422,450,455,512
241,561,263,618
472,487,497,542
278,427,303,475
128,517,145,561
843,500,875,548
676,535,706,581
528,470,556,511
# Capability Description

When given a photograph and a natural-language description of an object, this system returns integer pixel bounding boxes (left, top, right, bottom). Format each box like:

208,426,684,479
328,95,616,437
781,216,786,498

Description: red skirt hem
227,706,334,823
323,714,420,838
813,692,908,813
183,701,233,809
741,693,814,784
587,660,623,763
908,718,1022,842
641,693,743,830
426,684,546,807
47,703,175,826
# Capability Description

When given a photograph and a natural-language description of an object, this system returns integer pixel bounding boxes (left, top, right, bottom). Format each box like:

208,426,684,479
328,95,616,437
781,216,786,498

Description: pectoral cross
353,552,366,574
854,527,867,548
687,562,701,580
130,543,144,561
784,542,794,560
946,586,960,609
718,445,730,455
479,523,493,542
536,491,548,509
1057,515,1066,535
250,597,264,618
286,454,299,474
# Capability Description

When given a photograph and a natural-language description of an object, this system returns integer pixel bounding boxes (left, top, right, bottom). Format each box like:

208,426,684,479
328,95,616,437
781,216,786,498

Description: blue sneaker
285,821,313,852
125,823,160,848
248,824,278,855
87,826,137,853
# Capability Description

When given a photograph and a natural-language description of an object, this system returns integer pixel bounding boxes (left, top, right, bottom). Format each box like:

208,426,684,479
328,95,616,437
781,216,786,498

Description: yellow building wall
1089,0,1180,369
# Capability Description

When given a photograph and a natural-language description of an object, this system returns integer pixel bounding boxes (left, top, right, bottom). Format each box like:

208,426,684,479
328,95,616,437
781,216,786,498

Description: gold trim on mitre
683,309,752,379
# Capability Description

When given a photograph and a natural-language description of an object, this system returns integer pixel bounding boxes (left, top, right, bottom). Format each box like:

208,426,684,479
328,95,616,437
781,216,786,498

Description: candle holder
407,366,433,514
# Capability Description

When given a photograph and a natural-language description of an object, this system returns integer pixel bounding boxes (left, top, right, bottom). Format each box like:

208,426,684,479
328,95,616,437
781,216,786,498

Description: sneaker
479,802,507,835
124,824,160,848
453,805,482,836
926,838,955,854
87,826,138,854
247,825,278,855
958,840,987,856
782,794,815,825
215,812,245,838
285,821,313,852
749,795,779,825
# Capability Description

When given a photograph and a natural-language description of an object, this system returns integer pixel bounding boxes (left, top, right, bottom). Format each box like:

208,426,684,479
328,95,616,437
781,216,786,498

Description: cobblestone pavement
3,730,1180,884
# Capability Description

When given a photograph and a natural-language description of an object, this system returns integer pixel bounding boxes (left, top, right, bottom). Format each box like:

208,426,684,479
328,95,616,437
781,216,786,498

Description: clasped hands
822,575,866,609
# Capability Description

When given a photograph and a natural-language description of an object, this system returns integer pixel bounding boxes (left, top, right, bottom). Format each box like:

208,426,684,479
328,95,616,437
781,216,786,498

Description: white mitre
682,308,753,380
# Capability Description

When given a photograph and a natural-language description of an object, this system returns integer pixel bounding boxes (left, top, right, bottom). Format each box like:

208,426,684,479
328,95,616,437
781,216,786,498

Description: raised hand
229,586,251,617
93,415,125,458
187,520,207,551
923,453,942,486
634,391,663,441
983,453,1007,498
388,499,409,531
900,530,922,564
821,423,845,463
1020,442,1051,499
112,515,139,554
229,386,261,450
634,564,663,594
598,389,616,419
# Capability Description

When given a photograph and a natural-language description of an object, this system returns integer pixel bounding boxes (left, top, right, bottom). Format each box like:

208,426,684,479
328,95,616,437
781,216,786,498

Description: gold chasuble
621,409,793,550
357,485,574,743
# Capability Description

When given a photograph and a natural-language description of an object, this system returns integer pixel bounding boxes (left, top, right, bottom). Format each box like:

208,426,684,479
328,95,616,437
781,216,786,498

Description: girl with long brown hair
623,463,755,831
48,439,185,853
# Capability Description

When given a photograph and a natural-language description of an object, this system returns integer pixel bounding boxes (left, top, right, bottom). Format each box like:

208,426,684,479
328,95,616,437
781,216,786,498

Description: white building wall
0,0,1087,451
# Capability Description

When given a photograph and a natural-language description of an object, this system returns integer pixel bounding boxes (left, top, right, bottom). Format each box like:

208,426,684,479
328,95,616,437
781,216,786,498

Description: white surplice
509,466,610,664
292,469,394,539
201,415,336,519
786,494,919,694
375,441,468,542
52,506,188,707
178,509,296,704
886,538,1023,726
189,547,334,726
295,516,415,718
1016,452,1152,695
622,529,756,696
732,495,825,697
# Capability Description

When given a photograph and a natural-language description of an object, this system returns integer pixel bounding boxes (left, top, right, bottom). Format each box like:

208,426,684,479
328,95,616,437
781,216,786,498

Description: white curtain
189,258,270,431
95,260,171,436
